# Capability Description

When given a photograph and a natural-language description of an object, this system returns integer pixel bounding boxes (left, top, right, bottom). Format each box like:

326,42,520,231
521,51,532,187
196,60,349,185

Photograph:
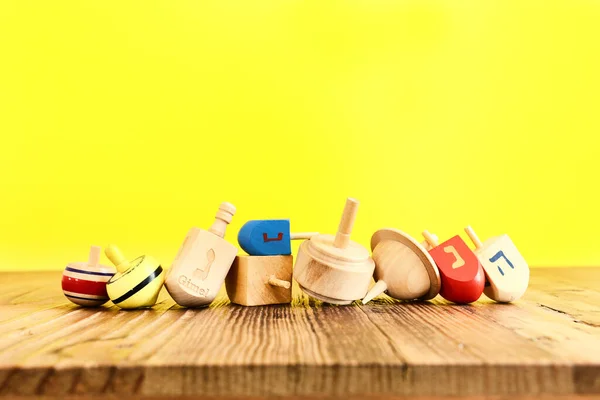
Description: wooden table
0,268,599,399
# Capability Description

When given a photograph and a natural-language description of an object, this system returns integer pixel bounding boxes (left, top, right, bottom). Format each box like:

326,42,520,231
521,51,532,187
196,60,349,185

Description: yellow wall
1,1,599,271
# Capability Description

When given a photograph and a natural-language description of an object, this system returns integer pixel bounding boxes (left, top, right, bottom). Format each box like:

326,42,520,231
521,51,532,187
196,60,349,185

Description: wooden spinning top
105,245,165,309
62,246,116,307
362,229,441,304
293,198,375,305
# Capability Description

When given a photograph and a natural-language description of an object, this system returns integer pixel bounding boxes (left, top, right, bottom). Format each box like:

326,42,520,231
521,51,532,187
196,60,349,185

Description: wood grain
0,268,599,399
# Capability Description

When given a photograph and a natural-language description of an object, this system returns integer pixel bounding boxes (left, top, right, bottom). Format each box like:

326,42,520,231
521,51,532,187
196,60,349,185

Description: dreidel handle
421,235,438,250
88,246,101,267
422,230,439,248
464,226,483,250
208,202,236,238
105,245,130,273
334,198,359,249
268,275,291,289
290,232,319,240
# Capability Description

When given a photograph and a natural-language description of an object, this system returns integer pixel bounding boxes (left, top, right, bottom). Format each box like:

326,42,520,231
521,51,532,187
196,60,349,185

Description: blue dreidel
238,219,318,256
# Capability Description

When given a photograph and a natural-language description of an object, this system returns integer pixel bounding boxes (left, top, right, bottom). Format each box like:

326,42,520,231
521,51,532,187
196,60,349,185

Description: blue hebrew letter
489,250,514,276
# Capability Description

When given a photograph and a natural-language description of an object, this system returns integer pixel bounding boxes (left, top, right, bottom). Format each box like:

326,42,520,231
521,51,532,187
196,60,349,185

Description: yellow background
0,1,599,271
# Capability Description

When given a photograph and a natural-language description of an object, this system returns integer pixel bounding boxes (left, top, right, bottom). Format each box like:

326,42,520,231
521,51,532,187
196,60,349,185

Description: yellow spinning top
105,244,165,309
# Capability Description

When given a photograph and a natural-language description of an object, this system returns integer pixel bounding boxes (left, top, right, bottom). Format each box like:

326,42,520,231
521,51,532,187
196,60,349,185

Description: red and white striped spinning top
62,246,116,306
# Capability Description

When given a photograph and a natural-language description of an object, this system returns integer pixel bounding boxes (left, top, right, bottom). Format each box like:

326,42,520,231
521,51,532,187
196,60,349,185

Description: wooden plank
3,396,600,400
0,269,598,398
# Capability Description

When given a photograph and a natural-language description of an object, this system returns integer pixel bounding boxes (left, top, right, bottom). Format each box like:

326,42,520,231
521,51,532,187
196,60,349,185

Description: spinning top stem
88,246,101,267
464,226,483,250
334,198,359,249
208,202,236,238
105,244,130,273
362,280,388,304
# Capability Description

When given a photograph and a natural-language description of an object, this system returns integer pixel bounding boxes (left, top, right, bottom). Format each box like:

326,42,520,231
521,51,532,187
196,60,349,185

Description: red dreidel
422,230,485,304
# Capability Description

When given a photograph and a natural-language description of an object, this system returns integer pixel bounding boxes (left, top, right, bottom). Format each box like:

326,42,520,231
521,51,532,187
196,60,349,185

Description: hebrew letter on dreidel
263,232,284,243
489,250,514,276
194,248,216,281
444,245,465,269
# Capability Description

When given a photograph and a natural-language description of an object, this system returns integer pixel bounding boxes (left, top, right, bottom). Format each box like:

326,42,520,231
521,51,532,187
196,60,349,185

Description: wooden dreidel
294,198,375,305
105,245,165,309
422,231,485,304
62,246,116,307
464,226,529,302
225,255,293,306
238,219,318,255
165,202,238,307
362,229,441,304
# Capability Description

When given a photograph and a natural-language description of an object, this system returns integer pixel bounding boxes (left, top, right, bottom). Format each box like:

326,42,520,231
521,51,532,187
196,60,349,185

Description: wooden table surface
0,268,599,399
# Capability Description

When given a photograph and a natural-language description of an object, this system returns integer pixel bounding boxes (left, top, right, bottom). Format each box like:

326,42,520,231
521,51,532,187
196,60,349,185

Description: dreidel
422,230,485,304
105,245,165,309
362,229,441,304
464,226,529,302
165,202,238,307
294,197,375,305
238,219,318,255
62,246,116,307
225,255,293,306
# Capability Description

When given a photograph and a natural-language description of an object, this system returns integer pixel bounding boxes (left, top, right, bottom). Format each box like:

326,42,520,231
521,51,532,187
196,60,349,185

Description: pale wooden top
0,268,599,399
